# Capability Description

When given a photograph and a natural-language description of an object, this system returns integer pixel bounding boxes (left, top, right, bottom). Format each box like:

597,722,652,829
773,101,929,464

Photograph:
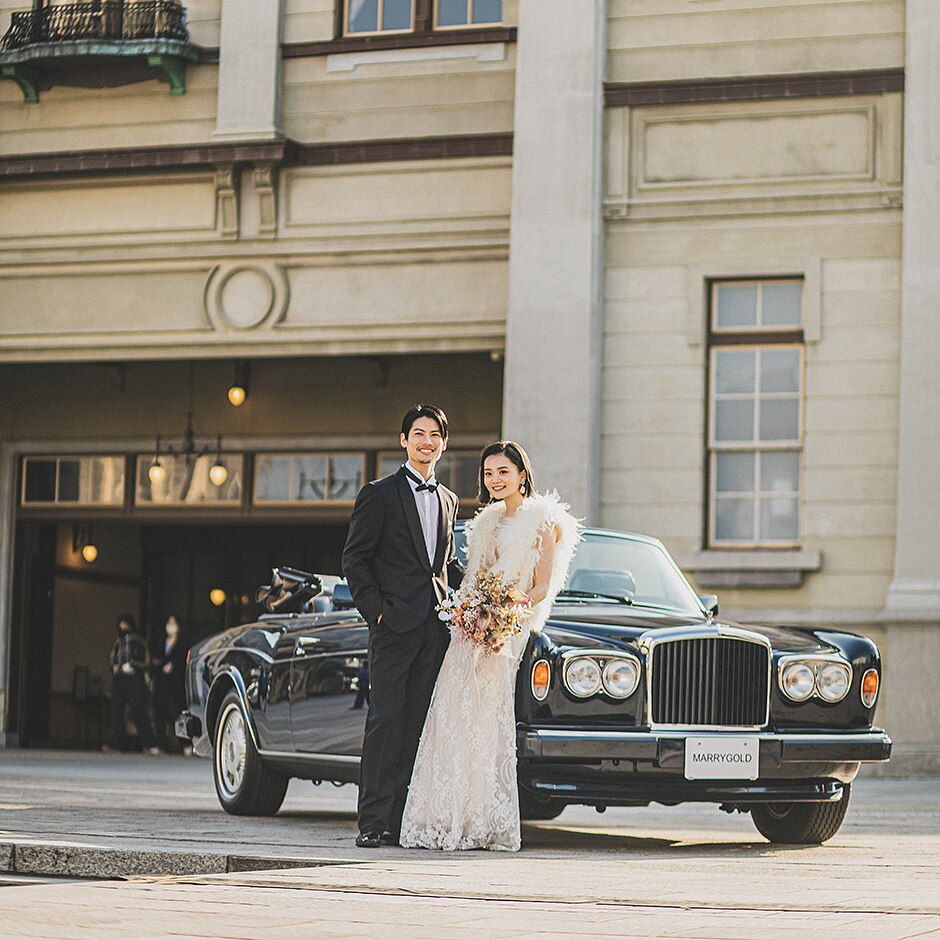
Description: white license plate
684,736,759,780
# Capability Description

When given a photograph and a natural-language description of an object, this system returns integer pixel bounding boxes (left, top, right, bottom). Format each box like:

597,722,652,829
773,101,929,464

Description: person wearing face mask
103,613,159,754
151,614,187,753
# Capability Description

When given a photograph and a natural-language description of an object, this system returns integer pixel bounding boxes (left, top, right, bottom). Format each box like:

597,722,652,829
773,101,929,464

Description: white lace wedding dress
400,491,580,852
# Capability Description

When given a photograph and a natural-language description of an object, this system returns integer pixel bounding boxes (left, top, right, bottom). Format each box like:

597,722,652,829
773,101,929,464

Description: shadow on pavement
519,822,811,857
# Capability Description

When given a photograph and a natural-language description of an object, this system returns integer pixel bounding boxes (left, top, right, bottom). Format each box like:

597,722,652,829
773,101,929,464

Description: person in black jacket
151,614,187,752
103,613,159,754
342,404,459,848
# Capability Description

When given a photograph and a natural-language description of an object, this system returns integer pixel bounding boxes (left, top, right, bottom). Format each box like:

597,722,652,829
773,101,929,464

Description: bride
400,441,581,851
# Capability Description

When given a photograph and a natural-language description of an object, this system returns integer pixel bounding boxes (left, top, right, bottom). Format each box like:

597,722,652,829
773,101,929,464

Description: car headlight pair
778,658,852,703
562,654,641,700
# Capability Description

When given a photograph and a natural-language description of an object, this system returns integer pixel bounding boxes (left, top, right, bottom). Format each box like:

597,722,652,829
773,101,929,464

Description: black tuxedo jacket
342,466,459,634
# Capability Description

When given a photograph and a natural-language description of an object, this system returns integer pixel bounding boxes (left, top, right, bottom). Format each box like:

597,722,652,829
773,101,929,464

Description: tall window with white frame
707,279,804,548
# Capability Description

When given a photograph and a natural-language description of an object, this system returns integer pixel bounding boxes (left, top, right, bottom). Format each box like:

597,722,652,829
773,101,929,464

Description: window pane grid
21,456,125,506
253,453,365,504
711,279,803,332
710,345,803,448
347,0,414,34
711,450,801,545
136,454,243,506
435,0,502,27
708,279,803,548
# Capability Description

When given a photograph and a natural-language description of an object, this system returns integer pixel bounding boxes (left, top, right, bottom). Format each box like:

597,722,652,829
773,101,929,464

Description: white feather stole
461,490,582,633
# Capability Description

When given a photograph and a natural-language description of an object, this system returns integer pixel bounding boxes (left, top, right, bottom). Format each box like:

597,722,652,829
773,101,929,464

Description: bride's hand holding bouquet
437,571,534,656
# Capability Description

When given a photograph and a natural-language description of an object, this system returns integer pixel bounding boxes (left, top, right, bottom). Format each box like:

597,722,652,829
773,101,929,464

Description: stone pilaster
884,0,940,619
212,0,284,142
502,0,607,522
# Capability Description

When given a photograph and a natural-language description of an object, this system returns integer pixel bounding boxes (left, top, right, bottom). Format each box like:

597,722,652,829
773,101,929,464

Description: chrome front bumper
520,728,892,764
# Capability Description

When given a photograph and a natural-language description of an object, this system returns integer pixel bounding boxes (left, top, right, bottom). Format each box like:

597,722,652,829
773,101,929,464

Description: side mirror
699,593,719,618
331,582,355,609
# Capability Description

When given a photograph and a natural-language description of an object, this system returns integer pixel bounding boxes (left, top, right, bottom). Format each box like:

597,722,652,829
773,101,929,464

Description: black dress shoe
356,830,383,848
381,831,400,846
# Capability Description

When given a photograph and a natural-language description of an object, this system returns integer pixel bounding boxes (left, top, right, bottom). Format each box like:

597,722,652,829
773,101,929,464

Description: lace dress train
399,625,530,852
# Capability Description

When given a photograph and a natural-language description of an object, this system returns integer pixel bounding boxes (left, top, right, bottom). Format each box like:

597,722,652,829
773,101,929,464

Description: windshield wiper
555,591,692,615
556,590,634,605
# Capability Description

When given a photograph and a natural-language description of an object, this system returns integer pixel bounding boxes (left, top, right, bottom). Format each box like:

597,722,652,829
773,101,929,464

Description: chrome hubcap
217,704,247,797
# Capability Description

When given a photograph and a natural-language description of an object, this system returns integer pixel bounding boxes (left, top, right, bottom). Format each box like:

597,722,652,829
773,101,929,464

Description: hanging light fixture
209,588,227,607
148,365,240,492
227,360,251,407
209,435,229,487
148,435,167,485
72,524,98,564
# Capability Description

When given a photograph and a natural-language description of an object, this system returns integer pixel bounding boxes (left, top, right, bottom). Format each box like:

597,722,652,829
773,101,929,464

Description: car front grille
649,636,769,727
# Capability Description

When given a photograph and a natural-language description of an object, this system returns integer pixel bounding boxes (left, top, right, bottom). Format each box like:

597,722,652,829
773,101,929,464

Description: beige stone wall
0,66,220,155
282,0,336,44
0,155,511,361
608,0,904,82
602,92,902,615
281,46,516,143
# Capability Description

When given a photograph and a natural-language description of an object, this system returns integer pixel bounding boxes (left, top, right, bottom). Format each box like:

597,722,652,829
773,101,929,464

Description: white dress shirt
405,460,439,566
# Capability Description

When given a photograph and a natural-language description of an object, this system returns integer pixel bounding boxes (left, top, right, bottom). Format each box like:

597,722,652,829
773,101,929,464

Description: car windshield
454,528,703,615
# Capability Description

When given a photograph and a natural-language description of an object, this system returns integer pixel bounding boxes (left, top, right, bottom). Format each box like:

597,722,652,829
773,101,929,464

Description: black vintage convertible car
176,527,891,844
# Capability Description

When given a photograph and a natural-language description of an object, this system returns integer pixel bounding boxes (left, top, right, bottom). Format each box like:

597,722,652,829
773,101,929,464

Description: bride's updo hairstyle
478,440,536,505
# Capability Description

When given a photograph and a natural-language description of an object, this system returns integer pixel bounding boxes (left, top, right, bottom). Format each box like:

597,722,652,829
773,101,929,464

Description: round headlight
602,659,639,698
564,657,602,698
816,662,851,702
781,662,815,701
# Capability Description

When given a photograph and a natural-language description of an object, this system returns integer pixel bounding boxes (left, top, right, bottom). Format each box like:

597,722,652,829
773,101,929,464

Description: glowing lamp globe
209,462,229,487
148,460,167,485
227,385,246,407
209,589,227,607
81,544,98,563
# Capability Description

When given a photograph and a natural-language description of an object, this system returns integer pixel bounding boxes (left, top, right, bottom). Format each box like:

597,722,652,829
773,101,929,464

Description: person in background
350,658,370,711
103,613,159,755
151,614,187,753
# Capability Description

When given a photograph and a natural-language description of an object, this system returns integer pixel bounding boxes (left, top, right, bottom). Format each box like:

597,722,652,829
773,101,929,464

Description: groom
342,404,459,848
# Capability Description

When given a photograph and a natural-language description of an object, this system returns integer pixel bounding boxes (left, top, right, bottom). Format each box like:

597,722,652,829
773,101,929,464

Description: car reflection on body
176,528,891,845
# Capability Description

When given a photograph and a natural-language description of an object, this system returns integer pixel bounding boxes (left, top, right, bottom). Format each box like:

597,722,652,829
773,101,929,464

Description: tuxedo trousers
358,611,448,835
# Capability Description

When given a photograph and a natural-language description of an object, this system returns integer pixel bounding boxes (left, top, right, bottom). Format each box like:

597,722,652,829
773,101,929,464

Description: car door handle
294,636,320,656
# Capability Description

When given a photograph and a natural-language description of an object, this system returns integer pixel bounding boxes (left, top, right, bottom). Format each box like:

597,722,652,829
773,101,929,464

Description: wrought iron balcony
0,2,201,103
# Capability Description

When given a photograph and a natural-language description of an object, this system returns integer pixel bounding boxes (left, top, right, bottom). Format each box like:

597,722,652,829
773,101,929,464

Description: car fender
205,666,261,752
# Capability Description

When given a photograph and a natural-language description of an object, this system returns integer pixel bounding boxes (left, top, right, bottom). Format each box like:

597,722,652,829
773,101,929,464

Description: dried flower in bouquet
437,571,534,655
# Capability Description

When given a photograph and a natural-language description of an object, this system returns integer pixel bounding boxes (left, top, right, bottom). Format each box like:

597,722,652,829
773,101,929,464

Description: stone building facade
0,0,936,771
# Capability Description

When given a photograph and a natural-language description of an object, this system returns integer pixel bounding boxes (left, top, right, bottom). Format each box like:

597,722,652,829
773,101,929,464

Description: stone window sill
675,550,822,589
282,27,517,60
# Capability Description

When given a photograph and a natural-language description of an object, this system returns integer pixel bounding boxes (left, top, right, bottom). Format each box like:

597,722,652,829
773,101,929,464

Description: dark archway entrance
9,519,347,749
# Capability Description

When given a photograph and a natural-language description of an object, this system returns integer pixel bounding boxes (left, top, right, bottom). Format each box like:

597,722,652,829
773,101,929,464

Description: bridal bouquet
437,571,534,655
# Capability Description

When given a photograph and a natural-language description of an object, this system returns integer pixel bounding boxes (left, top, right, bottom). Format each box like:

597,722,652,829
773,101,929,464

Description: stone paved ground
0,751,938,938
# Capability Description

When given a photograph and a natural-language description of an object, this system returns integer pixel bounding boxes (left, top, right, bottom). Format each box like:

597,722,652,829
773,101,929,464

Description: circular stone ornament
205,264,288,331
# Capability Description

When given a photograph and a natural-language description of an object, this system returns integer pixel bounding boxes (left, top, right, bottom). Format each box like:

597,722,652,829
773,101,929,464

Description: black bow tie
404,467,438,493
